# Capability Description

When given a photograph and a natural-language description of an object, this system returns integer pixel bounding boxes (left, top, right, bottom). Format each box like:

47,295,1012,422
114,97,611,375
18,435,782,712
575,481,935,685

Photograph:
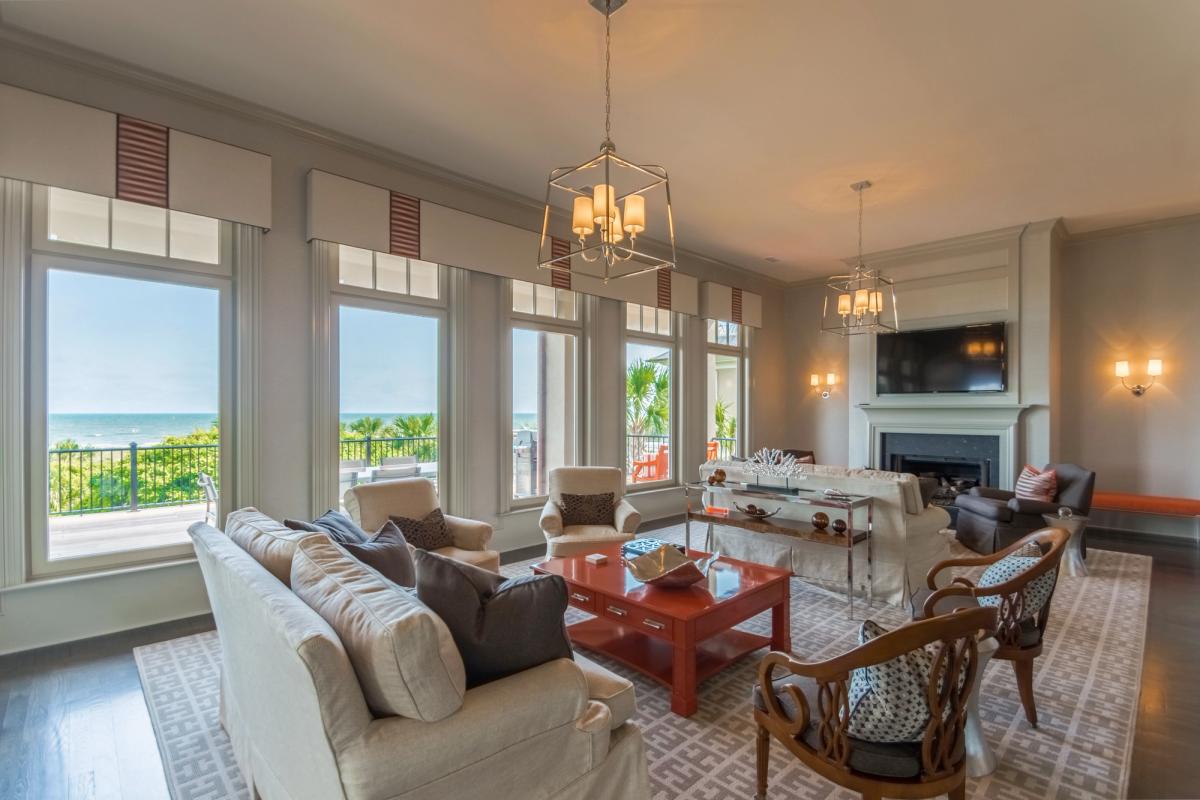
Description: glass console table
684,481,874,618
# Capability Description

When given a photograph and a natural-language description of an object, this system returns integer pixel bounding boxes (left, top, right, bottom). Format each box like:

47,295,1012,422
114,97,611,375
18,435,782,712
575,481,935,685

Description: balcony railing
338,435,438,467
49,442,220,516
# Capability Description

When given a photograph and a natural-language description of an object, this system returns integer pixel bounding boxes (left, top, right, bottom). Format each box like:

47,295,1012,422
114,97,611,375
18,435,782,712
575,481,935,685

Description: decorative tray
625,545,721,589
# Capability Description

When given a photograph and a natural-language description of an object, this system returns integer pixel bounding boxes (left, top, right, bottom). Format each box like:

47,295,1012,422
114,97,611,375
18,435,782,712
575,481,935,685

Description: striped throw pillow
1014,465,1056,502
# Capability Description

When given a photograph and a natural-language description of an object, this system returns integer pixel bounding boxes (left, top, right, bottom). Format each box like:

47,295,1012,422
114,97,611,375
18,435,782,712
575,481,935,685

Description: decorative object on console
831,518,848,535
734,502,780,519
1114,358,1163,396
624,544,722,589
707,467,727,485
536,0,676,284
810,511,829,530
819,180,899,337
809,372,837,398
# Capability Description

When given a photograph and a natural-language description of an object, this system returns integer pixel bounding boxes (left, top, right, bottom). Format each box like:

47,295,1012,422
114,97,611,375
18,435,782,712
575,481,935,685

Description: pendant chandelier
538,0,676,284
820,180,899,336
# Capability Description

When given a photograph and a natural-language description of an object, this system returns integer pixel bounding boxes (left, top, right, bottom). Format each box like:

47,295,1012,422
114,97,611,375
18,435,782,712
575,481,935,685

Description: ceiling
3,0,1198,280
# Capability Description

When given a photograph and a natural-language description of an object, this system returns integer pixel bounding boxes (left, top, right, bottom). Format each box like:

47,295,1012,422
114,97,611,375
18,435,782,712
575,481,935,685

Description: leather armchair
954,463,1095,554
540,466,641,558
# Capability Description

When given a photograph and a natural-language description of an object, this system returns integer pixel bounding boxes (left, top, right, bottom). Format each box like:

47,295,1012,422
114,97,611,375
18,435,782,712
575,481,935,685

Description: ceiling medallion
820,180,899,336
537,0,676,284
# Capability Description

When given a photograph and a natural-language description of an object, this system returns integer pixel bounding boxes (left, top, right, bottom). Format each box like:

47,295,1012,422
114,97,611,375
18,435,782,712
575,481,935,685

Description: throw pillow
977,552,1056,620
389,507,454,550
846,620,939,743
1014,465,1057,503
559,492,615,526
413,549,573,687
284,509,368,544
339,521,416,587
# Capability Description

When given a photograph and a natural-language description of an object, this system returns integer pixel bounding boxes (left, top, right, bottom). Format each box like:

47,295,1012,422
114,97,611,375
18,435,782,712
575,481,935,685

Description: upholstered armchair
753,606,997,800
954,463,1095,554
539,466,642,558
344,477,501,572
912,527,1069,728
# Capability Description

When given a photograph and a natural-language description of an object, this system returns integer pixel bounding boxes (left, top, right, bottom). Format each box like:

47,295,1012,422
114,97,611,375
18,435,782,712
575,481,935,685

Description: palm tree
713,400,737,440
626,360,670,436
393,413,438,462
347,416,386,439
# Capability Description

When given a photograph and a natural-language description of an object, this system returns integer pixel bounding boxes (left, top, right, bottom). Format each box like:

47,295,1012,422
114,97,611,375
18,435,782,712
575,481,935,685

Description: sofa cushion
290,534,466,721
339,521,416,587
574,653,636,728
389,507,455,551
560,492,616,526
225,508,312,586
1015,464,1057,502
284,509,368,544
413,549,573,687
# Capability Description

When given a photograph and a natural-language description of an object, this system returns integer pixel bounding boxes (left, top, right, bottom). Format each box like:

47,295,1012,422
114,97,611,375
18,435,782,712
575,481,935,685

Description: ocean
48,412,538,448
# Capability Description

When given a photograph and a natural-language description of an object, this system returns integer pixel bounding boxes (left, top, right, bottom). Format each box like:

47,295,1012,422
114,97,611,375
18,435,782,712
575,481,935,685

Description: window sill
626,480,679,495
2,555,199,593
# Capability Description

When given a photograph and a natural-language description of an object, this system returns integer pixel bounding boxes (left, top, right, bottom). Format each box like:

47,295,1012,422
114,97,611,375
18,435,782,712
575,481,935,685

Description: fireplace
879,433,1001,519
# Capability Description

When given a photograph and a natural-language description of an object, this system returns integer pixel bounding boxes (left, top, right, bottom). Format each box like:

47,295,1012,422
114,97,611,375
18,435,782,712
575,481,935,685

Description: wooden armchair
915,527,1069,728
753,606,997,800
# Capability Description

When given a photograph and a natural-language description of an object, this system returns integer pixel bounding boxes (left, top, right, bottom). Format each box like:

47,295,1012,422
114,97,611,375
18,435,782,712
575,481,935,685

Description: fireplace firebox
878,433,1001,522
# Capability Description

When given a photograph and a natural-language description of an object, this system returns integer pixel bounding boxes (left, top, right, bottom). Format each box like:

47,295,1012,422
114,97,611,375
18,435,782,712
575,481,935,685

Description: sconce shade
1147,359,1163,377
1114,360,1130,378
826,372,837,386
810,374,820,387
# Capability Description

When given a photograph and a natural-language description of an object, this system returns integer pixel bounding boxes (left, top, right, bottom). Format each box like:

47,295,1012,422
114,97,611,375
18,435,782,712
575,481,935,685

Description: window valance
700,281,763,328
0,83,272,229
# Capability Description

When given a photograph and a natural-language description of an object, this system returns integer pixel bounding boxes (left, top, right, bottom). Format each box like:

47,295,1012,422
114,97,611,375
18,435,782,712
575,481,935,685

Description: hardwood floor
0,529,1195,799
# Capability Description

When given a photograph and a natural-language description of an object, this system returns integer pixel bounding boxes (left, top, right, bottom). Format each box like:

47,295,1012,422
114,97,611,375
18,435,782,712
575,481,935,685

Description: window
625,303,675,486
707,319,739,347
47,187,220,264
337,244,440,299
705,322,748,461
508,280,580,502
30,186,230,575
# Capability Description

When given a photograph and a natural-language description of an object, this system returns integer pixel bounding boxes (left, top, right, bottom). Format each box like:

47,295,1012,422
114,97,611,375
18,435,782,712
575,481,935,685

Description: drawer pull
606,605,628,617
570,592,590,603
642,618,666,631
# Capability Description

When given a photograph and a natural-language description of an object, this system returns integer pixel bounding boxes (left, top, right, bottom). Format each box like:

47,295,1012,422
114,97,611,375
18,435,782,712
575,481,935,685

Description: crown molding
0,22,785,289
1064,212,1200,245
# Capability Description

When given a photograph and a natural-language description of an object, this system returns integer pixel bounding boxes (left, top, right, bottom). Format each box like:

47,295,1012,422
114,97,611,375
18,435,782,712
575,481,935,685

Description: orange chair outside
706,440,719,461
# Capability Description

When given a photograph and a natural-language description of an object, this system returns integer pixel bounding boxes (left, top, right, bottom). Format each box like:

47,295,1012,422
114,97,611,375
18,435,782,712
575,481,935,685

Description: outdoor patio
48,503,204,560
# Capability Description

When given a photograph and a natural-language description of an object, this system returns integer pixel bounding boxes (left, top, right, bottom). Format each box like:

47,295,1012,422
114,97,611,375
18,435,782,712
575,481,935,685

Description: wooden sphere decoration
832,518,848,534
810,512,830,530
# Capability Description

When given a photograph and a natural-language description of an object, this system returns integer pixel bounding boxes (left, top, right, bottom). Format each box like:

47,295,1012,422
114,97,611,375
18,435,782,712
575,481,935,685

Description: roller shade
0,82,272,228
700,281,762,328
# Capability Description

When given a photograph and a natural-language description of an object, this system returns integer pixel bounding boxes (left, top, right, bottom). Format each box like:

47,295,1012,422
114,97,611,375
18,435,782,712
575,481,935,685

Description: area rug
135,526,1150,800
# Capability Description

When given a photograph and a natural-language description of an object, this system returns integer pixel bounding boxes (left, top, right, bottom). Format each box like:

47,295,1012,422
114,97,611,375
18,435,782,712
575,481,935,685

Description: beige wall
784,282,850,465
1059,217,1200,496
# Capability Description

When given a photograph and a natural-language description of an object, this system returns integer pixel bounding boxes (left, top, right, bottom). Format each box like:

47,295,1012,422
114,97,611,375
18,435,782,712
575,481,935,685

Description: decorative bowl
626,545,722,589
734,502,780,520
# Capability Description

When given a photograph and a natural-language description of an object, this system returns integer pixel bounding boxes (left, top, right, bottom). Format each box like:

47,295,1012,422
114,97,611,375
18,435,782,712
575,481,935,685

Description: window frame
28,197,234,577
621,303,680,491
705,323,749,461
500,279,585,512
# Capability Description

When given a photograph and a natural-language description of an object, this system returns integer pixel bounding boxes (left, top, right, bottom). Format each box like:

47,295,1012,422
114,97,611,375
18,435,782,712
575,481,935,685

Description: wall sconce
810,372,837,399
1115,359,1162,396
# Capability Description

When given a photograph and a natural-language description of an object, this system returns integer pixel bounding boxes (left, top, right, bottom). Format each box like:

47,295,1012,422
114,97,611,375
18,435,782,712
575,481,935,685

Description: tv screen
876,323,1007,394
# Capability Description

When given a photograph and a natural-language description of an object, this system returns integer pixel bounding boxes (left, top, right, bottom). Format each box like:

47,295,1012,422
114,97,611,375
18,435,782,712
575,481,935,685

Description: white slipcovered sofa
190,508,650,800
697,462,951,606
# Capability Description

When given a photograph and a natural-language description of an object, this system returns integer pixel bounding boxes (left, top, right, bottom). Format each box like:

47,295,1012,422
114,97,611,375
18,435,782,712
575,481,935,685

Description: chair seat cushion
574,653,636,728
546,526,634,557
752,674,926,779
955,494,1013,522
431,545,501,573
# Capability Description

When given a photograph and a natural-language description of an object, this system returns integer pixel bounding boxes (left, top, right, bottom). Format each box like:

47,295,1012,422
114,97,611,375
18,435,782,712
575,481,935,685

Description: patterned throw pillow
389,508,454,551
1014,464,1057,502
846,620,937,743
977,549,1056,620
559,492,615,526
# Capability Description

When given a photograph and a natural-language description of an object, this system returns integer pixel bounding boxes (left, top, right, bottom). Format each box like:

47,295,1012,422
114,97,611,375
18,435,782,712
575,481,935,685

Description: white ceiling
3,0,1199,280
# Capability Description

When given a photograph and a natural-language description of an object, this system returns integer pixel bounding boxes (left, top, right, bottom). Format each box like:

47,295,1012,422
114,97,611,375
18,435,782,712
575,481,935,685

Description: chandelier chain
857,185,864,267
604,4,612,143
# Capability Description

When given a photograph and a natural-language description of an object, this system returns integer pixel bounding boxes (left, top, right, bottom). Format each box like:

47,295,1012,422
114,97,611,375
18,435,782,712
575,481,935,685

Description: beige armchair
344,478,501,572
540,467,642,558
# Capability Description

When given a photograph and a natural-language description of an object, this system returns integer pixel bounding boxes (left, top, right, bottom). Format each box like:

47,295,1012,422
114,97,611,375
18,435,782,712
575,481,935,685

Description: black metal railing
625,433,670,472
711,437,737,460
49,442,220,516
338,436,438,467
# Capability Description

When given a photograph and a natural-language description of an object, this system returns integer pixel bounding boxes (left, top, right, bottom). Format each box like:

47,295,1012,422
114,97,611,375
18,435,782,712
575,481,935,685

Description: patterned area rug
135,526,1149,800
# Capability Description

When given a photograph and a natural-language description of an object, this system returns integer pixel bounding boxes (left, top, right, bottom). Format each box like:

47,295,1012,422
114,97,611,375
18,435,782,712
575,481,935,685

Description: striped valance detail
116,116,168,207
731,287,743,324
656,268,672,310
550,237,572,289
389,191,421,258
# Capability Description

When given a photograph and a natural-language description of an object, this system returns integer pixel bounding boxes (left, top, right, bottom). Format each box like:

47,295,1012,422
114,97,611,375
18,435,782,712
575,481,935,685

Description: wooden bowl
734,503,780,520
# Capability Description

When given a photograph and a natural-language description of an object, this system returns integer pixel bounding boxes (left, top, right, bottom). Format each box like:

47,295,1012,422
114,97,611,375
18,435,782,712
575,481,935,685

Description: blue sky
339,305,442,414
48,270,220,413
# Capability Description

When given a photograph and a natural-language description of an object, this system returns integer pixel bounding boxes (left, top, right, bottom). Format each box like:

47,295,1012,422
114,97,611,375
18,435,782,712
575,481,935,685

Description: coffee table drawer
567,586,597,613
600,598,674,641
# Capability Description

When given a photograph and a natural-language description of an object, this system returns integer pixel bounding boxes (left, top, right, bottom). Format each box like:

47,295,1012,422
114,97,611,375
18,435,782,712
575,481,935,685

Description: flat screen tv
876,323,1007,394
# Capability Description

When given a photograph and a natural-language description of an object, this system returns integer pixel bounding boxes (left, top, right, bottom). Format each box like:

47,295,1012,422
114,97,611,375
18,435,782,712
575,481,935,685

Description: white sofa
190,509,650,800
697,462,951,606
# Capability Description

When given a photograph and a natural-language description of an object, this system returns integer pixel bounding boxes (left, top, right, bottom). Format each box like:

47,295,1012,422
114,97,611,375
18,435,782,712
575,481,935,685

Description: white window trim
705,324,750,460
622,304,681,492
0,179,29,588
499,279,585,513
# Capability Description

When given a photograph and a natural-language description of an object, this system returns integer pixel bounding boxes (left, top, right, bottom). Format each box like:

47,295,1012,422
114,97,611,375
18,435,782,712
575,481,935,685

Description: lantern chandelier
537,0,676,284
820,180,899,336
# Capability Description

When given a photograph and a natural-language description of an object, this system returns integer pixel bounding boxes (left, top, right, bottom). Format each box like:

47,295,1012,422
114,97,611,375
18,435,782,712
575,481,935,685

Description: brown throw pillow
413,549,573,687
559,492,615,526
389,507,454,550
339,521,416,587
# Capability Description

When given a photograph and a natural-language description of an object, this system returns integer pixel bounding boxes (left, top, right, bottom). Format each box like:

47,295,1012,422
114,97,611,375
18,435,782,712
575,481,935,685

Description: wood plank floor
0,530,1195,799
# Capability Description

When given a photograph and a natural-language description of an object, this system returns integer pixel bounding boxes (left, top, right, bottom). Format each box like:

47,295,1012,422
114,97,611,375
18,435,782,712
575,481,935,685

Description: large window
705,321,748,461
625,303,674,486
508,280,580,502
30,187,229,575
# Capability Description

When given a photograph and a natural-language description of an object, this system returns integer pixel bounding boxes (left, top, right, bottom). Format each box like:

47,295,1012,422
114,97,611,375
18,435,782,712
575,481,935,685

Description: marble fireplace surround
860,405,1026,491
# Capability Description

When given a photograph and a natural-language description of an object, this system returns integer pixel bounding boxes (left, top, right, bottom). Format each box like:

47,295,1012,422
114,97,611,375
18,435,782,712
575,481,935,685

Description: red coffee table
533,544,791,716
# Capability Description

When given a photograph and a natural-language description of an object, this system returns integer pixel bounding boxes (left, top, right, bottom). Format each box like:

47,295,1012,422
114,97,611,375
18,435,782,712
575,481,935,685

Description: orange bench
1092,491,1200,517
